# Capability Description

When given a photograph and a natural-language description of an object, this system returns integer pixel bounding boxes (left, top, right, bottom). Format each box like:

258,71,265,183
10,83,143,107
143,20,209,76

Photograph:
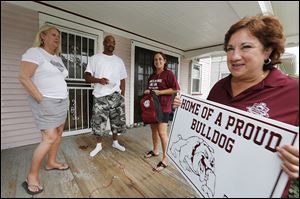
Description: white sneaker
112,142,126,151
90,143,102,157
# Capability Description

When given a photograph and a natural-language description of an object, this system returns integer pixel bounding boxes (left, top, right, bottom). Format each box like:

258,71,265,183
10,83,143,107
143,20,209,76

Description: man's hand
99,78,109,85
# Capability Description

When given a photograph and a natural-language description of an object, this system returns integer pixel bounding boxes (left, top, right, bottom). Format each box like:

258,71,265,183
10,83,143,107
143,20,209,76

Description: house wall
1,3,41,149
210,56,230,89
199,57,212,99
178,58,191,94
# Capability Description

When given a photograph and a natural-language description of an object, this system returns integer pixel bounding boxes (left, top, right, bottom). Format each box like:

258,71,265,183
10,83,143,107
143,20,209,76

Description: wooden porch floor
1,125,199,198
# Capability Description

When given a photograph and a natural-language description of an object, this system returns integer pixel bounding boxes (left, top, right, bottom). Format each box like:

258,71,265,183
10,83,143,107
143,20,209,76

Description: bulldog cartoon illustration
170,135,216,198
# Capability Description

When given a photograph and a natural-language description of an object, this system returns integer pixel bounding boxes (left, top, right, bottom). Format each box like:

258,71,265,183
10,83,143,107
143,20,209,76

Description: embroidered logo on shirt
50,60,65,72
246,102,270,118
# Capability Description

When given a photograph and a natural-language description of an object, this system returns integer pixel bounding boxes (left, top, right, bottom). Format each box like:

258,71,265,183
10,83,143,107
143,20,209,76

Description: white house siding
210,56,229,90
1,3,40,149
199,57,212,99
178,58,191,94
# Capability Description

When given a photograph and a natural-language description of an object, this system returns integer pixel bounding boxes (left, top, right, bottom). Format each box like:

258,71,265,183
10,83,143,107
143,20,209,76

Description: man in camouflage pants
84,35,127,157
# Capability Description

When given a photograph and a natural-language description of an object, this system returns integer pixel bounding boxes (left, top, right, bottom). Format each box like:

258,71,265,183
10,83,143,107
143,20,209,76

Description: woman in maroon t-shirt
173,15,299,197
144,52,180,171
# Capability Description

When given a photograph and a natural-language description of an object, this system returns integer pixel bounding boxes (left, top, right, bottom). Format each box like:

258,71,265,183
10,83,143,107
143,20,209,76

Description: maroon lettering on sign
233,119,244,136
265,131,282,153
214,112,223,126
225,116,235,130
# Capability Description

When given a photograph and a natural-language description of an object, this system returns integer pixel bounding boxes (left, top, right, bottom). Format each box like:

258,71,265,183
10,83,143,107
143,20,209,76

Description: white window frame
190,62,202,94
39,13,103,54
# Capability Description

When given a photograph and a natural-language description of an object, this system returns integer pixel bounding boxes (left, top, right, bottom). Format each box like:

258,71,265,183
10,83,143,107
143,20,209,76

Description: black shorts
159,112,170,123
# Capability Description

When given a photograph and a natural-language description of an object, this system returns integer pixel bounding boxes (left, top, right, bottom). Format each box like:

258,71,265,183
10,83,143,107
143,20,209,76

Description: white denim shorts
28,96,69,130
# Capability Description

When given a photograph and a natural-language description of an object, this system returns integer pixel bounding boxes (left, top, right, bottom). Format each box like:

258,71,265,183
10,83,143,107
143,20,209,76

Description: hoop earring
264,58,271,65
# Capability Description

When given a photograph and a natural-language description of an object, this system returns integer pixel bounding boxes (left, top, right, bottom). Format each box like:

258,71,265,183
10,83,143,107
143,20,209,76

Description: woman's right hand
173,95,182,109
37,95,44,104
276,145,299,179
144,89,150,94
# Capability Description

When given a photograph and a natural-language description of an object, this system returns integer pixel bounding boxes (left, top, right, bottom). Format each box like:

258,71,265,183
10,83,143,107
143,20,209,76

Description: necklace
261,70,269,80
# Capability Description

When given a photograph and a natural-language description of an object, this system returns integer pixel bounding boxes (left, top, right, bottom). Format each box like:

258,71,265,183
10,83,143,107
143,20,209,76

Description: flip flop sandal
45,163,70,171
144,150,159,158
22,180,44,195
153,161,168,172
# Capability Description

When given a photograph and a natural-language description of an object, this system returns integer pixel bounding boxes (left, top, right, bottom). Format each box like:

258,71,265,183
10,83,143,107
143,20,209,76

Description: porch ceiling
41,1,298,57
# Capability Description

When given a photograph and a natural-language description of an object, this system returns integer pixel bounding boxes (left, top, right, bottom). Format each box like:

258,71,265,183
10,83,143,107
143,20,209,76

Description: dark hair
224,15,285,70
152,52,168,74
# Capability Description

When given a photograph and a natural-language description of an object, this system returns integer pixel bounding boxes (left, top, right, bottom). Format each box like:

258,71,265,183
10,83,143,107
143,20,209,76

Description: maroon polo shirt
147,69,180,113
208,68,299,126
207,68,299,198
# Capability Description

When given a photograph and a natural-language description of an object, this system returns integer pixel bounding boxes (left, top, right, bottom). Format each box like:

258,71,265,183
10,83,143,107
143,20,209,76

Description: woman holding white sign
173,15,298,198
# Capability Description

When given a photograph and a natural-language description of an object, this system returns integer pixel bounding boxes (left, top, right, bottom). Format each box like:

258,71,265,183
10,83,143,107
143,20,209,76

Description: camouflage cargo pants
91,92,126,136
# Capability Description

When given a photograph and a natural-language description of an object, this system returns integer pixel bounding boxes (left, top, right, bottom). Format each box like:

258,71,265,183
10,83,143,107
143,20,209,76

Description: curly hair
224,15,286,70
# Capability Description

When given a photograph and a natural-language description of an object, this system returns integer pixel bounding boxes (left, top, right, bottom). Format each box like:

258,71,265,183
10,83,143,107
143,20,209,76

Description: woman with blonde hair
19,24,69,195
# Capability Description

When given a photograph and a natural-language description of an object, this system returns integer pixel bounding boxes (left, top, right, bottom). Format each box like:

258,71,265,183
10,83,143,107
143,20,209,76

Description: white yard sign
167,94,298,198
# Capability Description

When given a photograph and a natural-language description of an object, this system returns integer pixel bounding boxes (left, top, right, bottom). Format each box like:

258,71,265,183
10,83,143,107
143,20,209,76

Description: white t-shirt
21,47,68,99
85,53,127,97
